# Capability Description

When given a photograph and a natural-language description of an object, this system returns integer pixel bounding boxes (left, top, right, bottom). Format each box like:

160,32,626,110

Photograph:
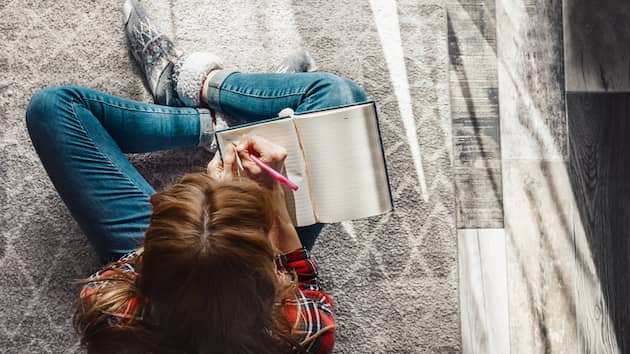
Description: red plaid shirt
80,248,335,353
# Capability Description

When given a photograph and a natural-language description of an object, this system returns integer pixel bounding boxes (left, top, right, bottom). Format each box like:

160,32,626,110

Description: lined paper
295,103,392,222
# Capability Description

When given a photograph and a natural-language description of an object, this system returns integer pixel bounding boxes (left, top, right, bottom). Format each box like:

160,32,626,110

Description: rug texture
0,0,459,352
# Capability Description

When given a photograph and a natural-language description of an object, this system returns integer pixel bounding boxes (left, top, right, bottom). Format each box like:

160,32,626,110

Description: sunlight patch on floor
369,0,428,201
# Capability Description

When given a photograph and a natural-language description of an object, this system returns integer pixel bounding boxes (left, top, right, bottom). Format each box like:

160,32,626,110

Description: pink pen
249,154,299,191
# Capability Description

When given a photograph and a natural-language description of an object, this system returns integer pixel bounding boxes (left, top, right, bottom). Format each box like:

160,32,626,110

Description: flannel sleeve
78,250,142,325
275,248,335,353
275,248,321,290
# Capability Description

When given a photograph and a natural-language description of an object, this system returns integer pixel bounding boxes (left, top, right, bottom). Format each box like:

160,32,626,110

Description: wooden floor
447,0,509,353
447,0,503,229
450,0,630,353
568,93,630,353
564,0,630,91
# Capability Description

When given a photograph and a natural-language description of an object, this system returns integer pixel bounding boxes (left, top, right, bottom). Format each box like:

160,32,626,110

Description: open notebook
215,101,394,227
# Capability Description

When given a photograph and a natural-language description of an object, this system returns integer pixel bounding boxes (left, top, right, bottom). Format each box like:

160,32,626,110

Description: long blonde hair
74,173,303,353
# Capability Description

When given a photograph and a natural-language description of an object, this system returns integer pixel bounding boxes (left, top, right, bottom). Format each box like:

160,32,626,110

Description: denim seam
197,108,213,147
70,99,152,199
83,97,198,115
218,87,307,99
206,69,238,113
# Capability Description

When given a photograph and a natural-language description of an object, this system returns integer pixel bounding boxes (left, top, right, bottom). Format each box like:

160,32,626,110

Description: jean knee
26,86,81,134
26,87,54,129
313,73,368,107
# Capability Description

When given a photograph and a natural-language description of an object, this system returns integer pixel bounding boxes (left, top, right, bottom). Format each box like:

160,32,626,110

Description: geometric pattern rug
0,0,459,352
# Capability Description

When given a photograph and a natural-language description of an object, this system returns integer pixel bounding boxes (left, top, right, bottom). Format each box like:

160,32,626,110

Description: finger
253,136,287,162
207,162,222,180
206,152,223,174
277,108,294,117
210,151,222,164
239,153,262,176
236,148,262,176
237,134,273,154
222,145,237,178
248,135,274,152
233,145,245,172
271,146,288,161
208,168,222,180
236,133,250,151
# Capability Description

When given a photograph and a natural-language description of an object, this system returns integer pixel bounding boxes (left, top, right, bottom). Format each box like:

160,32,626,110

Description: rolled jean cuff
197,108,214,147
205,69,239,114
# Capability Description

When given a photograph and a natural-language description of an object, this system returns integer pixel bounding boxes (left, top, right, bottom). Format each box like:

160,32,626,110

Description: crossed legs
26,72,367,264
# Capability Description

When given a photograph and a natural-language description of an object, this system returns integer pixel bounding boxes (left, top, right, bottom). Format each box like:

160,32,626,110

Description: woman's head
76,172,299,353
140,172,282,351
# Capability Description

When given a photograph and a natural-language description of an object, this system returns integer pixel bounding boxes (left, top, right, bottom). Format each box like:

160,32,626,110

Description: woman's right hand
236,134,302,252
234,134,288,190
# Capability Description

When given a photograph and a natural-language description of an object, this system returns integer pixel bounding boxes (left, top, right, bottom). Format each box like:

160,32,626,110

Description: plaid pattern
79,251,146,325
276,248,335,353
80,248,335,353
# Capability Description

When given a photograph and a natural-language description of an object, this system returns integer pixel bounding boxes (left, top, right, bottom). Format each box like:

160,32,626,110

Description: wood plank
563,0,630,92
568,93,630,353
574,208,619,354
503,160,577,354
447,0,504,228
497,1,573,348
458,229,510,354
496,0,566,160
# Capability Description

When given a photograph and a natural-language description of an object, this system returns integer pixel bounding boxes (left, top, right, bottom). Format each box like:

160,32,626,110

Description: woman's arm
268,184,302,254
232,134,304,254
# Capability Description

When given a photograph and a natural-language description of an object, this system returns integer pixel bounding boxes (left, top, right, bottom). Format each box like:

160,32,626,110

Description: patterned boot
123,0,185,106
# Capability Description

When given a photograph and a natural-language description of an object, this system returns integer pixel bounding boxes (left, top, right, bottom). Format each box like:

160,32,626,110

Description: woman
25,0,367,353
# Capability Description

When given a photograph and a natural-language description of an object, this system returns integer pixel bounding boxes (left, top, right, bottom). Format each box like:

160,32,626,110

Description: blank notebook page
295,104,392,223
215,118,317,226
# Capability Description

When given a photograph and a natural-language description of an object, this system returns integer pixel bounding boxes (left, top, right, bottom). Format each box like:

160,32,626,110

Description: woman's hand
235,134,302,253
234,134,288,190
206,145,237,181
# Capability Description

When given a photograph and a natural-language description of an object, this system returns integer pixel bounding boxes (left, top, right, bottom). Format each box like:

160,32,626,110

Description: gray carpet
0,0,459,352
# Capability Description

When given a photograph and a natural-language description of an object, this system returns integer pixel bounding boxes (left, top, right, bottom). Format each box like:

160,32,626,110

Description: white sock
174,52,223,107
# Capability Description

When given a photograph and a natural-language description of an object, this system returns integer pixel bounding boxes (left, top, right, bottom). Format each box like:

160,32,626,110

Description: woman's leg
26,72,367,263
205,70,369,250
207,71,368,118
26,85,213,264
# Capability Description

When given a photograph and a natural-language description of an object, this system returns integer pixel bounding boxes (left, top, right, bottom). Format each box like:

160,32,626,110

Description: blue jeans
25,71,368,264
